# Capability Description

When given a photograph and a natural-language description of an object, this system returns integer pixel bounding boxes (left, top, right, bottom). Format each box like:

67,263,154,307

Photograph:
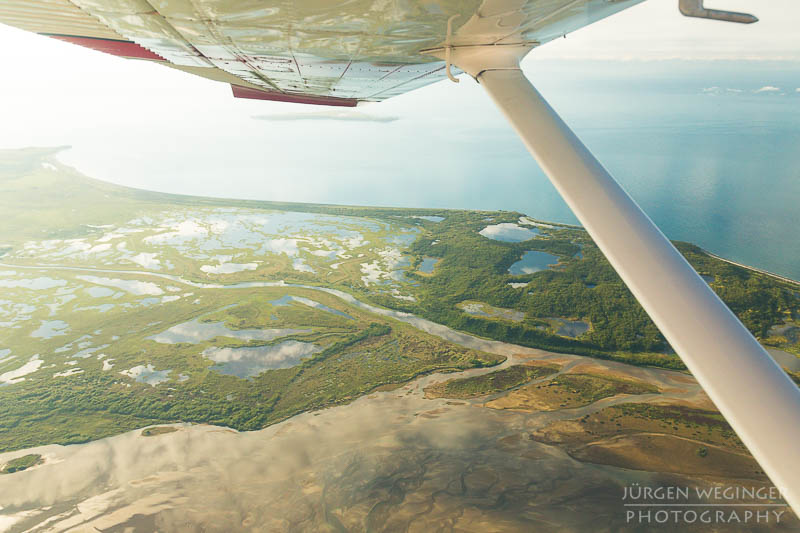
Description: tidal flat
2,351,796,532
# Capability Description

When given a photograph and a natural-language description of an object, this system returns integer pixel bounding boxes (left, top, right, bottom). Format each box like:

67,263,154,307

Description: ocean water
536,61,800,281
3,59,798,279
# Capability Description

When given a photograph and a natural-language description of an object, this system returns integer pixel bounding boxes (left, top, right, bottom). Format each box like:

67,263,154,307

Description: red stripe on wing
231,85,357,107
45,34,164,61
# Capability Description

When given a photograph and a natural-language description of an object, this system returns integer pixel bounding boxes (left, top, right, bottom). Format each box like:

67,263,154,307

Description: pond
77,275,164,296
86,287,115,298
119,364,171,386
269,295,353,320
73,344,109,359
54,368,84,378
479,223,540,243
203,340,322,377
550,318,590,338
419,257,440,274
30,320,70,339
200,262,258,274
0,356,42,385
149,318,308,344
508,251,560,275
384,231,419,248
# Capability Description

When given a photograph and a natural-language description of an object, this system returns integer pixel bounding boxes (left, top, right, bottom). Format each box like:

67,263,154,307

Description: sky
0,0,797,206
533,0,800,61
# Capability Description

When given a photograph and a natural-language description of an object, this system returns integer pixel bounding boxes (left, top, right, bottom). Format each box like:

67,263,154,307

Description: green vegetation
676,243,799,340
0,286,501,452
396,209,800,369
611,403,743,448
4,147,798,368
533,402,745,452
531,402,764,480
423,364,559,399
527,400,768,480
546,373,659,404
1,454,42,474
485,371,659,411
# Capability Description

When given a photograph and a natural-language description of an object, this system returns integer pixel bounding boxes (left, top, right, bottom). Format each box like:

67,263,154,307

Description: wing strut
437,44,800,515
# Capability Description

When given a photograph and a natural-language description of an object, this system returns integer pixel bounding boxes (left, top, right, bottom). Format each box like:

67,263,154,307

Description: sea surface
3,60,798,279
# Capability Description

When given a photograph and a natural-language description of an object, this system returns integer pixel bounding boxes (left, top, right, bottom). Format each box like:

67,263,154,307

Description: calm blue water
449,61,800,280
419,257,439,273
269,295,353,320
535,62,800,281
509,251,560,275
479,223,540,242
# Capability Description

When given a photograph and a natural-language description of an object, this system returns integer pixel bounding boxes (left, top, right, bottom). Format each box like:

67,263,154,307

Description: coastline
702,249,800,287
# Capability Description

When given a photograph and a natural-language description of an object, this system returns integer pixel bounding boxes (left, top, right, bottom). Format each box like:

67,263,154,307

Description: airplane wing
0,0,644,107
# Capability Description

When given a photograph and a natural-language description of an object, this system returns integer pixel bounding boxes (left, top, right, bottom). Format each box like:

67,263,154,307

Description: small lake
74,344,109,359
269,295,353,320
0,356,42,385
120,364,171,386
200,262,257,274
384,232,419,248
419,257,439,274
30,320,70,339
86,286,115,298
77,275,164,296
203,340,322,377
550,318,591,338
479,223,540,243
508,251,560,275
149,318,307,344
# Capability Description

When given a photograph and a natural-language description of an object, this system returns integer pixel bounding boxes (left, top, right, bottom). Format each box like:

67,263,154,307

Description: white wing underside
0,0,645,106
